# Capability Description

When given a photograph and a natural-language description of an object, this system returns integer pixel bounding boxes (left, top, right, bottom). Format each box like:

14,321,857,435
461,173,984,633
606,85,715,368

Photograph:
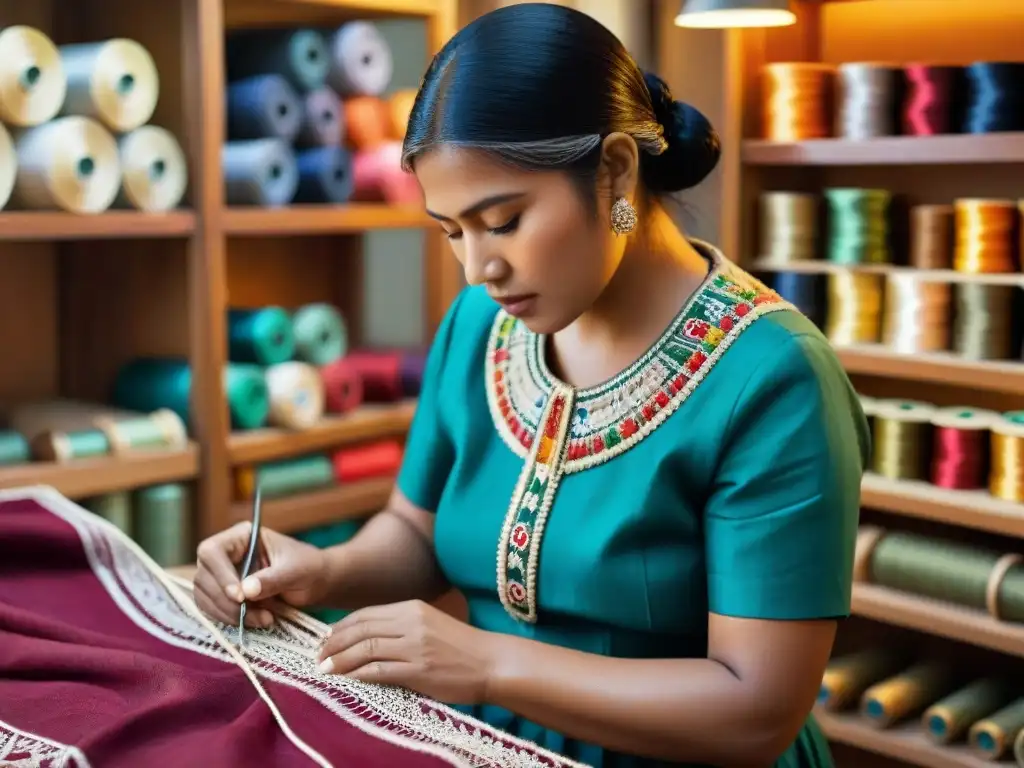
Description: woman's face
414,145,626,335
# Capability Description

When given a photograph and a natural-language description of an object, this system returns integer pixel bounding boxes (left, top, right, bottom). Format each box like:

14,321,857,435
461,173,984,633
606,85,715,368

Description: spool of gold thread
758,192,819,262
762,63,835,142
871,400,935,481
818,648,907,712
922,678,1014,745
954,199,1017,274
968,697,1024,761
953,283,1015,361
825,271,883,346
860,661,954,729
909,204,954,270
881,273,951,354
990,412,1024,502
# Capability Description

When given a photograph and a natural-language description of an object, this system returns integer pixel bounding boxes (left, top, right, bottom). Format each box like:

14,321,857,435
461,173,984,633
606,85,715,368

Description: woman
194,4,868,767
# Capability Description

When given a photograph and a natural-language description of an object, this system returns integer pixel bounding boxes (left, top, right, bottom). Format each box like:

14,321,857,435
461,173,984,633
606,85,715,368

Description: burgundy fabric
0,495,577,768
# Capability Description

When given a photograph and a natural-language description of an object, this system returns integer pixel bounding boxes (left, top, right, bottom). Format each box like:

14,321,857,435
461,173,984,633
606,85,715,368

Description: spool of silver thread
882,273,951,354
953,283,1015,360
759,192,819,263
837,63,899,139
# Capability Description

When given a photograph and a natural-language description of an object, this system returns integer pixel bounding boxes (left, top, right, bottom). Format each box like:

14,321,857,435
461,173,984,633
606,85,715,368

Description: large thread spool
58,39,159,132
235,454,336,500
325,22,393,98
0,122,15,210
954,198,1017,274
388,89,417,139
228,306,295,365
12,116,121,213
903,64,962,136
294,147,354,204
771,272,826,327
353,141,419,204
296,87,342,148
824,271,883,346
226,74,301,142
0,26,66,127
761,63,834,141
871,400,935,481
116,126,188,212
990,412,1024,503
332,440,403,483
953,283,1015,361
836,62,899,139
319,357,365,414
923,678,1013,745
859,662,954,729
964,62,1024,134
84,492,132,536
0,431,29,465
824,188,891,265
225,28,330,93
265,361,325,430
968,698,1024,761
909,204,953,269
758,192,818,263
133,483,192,568
343,96,391,150
929,407,995,491
818,648,907,712
881,273,951,354
292,303,347,366
340,350,406,402
223,139,298,207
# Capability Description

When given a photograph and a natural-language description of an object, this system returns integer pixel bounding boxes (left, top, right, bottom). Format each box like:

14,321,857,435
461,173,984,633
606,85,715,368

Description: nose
461,236,509,287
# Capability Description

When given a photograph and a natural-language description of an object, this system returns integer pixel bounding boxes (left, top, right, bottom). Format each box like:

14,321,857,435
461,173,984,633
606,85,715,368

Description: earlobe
599,132,640,200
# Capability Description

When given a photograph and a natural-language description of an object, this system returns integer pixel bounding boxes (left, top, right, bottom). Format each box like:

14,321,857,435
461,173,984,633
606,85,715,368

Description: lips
492,293,535,307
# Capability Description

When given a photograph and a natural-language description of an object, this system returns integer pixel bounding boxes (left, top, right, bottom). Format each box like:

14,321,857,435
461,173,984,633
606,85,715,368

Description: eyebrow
426,192,526,222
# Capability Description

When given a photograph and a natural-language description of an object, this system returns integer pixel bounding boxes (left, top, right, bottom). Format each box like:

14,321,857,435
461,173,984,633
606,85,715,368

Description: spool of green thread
133,483,192,568
228,307,296,366
818,648,907,712
236,454,335,500
84,492,132,536
33,429,111,462
969,697,1024,760
859,661,954,728
292,303,347,366
99,409,188,452
923,678,1013,744
824,187,891,265
0,431,30,465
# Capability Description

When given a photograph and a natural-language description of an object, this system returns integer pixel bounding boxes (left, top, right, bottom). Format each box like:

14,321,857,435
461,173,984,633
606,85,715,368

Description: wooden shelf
0,446,200,500
815,710,989,768
0,211,196,241
750,260,1024,287
862,474,1024,538
852,583,1024,658
230,476,394,533
223,205,433,235
835,345,1024,394
224,0,443,28
228,401,416,465
743,134,1024,166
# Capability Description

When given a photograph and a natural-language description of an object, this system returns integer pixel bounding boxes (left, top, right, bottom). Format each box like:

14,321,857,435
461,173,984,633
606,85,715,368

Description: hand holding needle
238,485,262,648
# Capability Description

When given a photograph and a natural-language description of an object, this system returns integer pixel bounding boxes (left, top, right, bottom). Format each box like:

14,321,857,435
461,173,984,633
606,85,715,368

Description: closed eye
489,214,520,236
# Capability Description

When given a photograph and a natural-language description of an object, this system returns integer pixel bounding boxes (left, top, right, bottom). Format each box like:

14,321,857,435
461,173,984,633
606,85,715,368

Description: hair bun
641,71,721,193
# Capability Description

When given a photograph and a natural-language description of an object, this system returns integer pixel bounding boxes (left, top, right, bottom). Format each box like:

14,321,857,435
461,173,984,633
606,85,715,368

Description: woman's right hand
193,523,330,628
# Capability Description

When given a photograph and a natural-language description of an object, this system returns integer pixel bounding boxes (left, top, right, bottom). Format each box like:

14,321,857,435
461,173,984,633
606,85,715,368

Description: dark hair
401,3,721,197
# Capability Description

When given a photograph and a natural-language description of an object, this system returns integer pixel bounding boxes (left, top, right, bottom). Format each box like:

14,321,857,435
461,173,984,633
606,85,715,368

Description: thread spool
824,188,891,265
294,147,354,204
353,141,420,204
771,272,826,328
265,361,325,430
881,273,951,354
762,63,834,141
332,440,403,483
964,62,1024,134
923,678,1013,745
84,492,132,536
758,192,818,263
0,431,30,465
96,409,188,453
12,116,121,213
0,26,66,127
909,205,953,269
903,64,962,136
818,648,907,712
58,39,159,132
929,407,996,490
226,74,302,141
296,87,343,148
224,364,271,430
223,139,298,207
953,283,1015,361
954,199,1017,274
292,303,347,366
990,412,1024,503
31,428,110,462
343,96,391,151
399,350,427,397
0,122,15,210
859,662,954,729
116,126,187,212
871,400,935,481
326,22,393,98
388,88,417,139
836,62,899,139
228,306,296,365
133,483,192,568
824,271,883,346
235,454,335,500
340,350,405,402
225,29,330,93
320,357,365,414
969,698,1024,760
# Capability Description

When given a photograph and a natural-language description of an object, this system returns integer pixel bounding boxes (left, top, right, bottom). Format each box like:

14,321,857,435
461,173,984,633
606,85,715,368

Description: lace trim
0,486,590,768
0,717,91,768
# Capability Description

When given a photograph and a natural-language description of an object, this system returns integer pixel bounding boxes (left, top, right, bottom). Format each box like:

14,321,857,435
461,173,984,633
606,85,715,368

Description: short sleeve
395,288,468,511
705,332,868,621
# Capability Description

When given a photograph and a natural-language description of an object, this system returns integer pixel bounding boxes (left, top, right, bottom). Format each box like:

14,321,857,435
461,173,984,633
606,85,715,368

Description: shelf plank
743,134,1024,166
229,401,416,465
224,0,441,28
862,473,1024,538
750,260,1024,287
0,211,196,241
815,710,989,768
835,345,1024,394
224,205,432,235
230,476,393,533
852,583,1024,658
0,446,200,499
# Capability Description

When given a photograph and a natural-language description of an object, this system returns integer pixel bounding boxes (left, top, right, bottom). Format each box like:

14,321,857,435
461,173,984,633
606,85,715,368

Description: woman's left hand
317,599,497,705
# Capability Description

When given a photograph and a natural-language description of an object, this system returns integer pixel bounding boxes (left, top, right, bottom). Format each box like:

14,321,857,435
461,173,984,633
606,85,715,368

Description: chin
517,314,572,336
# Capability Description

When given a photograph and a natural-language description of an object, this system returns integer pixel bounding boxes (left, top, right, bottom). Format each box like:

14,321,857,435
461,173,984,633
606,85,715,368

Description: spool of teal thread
228,307,295,365
224,364,270,430
133,483,193,568
292,303,347,365
0,431,30,465
251,454,336,498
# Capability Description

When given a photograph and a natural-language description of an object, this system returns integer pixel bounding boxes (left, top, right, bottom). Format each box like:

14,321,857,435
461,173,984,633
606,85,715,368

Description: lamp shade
675,0,796,28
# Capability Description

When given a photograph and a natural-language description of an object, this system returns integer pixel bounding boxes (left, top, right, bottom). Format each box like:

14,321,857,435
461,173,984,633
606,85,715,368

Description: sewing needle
238,485,262,649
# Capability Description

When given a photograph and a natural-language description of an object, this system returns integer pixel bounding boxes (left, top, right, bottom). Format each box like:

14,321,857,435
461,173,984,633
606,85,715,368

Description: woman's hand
193,523,330,628
317,599,495,705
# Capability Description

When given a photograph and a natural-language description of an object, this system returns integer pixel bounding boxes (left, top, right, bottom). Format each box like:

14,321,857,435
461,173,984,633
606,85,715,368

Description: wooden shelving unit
743,133,1024,166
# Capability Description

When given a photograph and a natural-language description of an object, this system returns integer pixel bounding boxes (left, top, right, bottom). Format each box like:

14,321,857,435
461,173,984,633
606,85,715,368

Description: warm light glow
674,8,797,28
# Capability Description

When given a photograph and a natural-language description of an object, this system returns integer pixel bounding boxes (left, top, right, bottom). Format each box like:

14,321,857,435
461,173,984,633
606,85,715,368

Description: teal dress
396,243,869,768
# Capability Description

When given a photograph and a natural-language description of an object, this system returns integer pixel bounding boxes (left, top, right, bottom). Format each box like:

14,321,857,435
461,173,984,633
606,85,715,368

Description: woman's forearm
317,509,448,610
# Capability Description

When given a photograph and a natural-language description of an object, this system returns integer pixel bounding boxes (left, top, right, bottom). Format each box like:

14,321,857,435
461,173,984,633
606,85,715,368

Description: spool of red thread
320,357,365,414
353,141,420,204
332,440,404,483
903,64,961,136
342,349,404,402
929,407,996,490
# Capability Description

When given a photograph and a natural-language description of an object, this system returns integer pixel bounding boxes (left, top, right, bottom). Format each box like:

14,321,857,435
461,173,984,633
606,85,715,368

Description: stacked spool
823,188,891,266
758,192,818,263
954,198,1018,274
83,482,193,567
222,21,418,208
881,273,951,354
835,62,900,140
0,26,187,214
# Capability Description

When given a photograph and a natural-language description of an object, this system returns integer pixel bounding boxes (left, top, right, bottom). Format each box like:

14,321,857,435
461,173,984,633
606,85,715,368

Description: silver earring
610,196,637,235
